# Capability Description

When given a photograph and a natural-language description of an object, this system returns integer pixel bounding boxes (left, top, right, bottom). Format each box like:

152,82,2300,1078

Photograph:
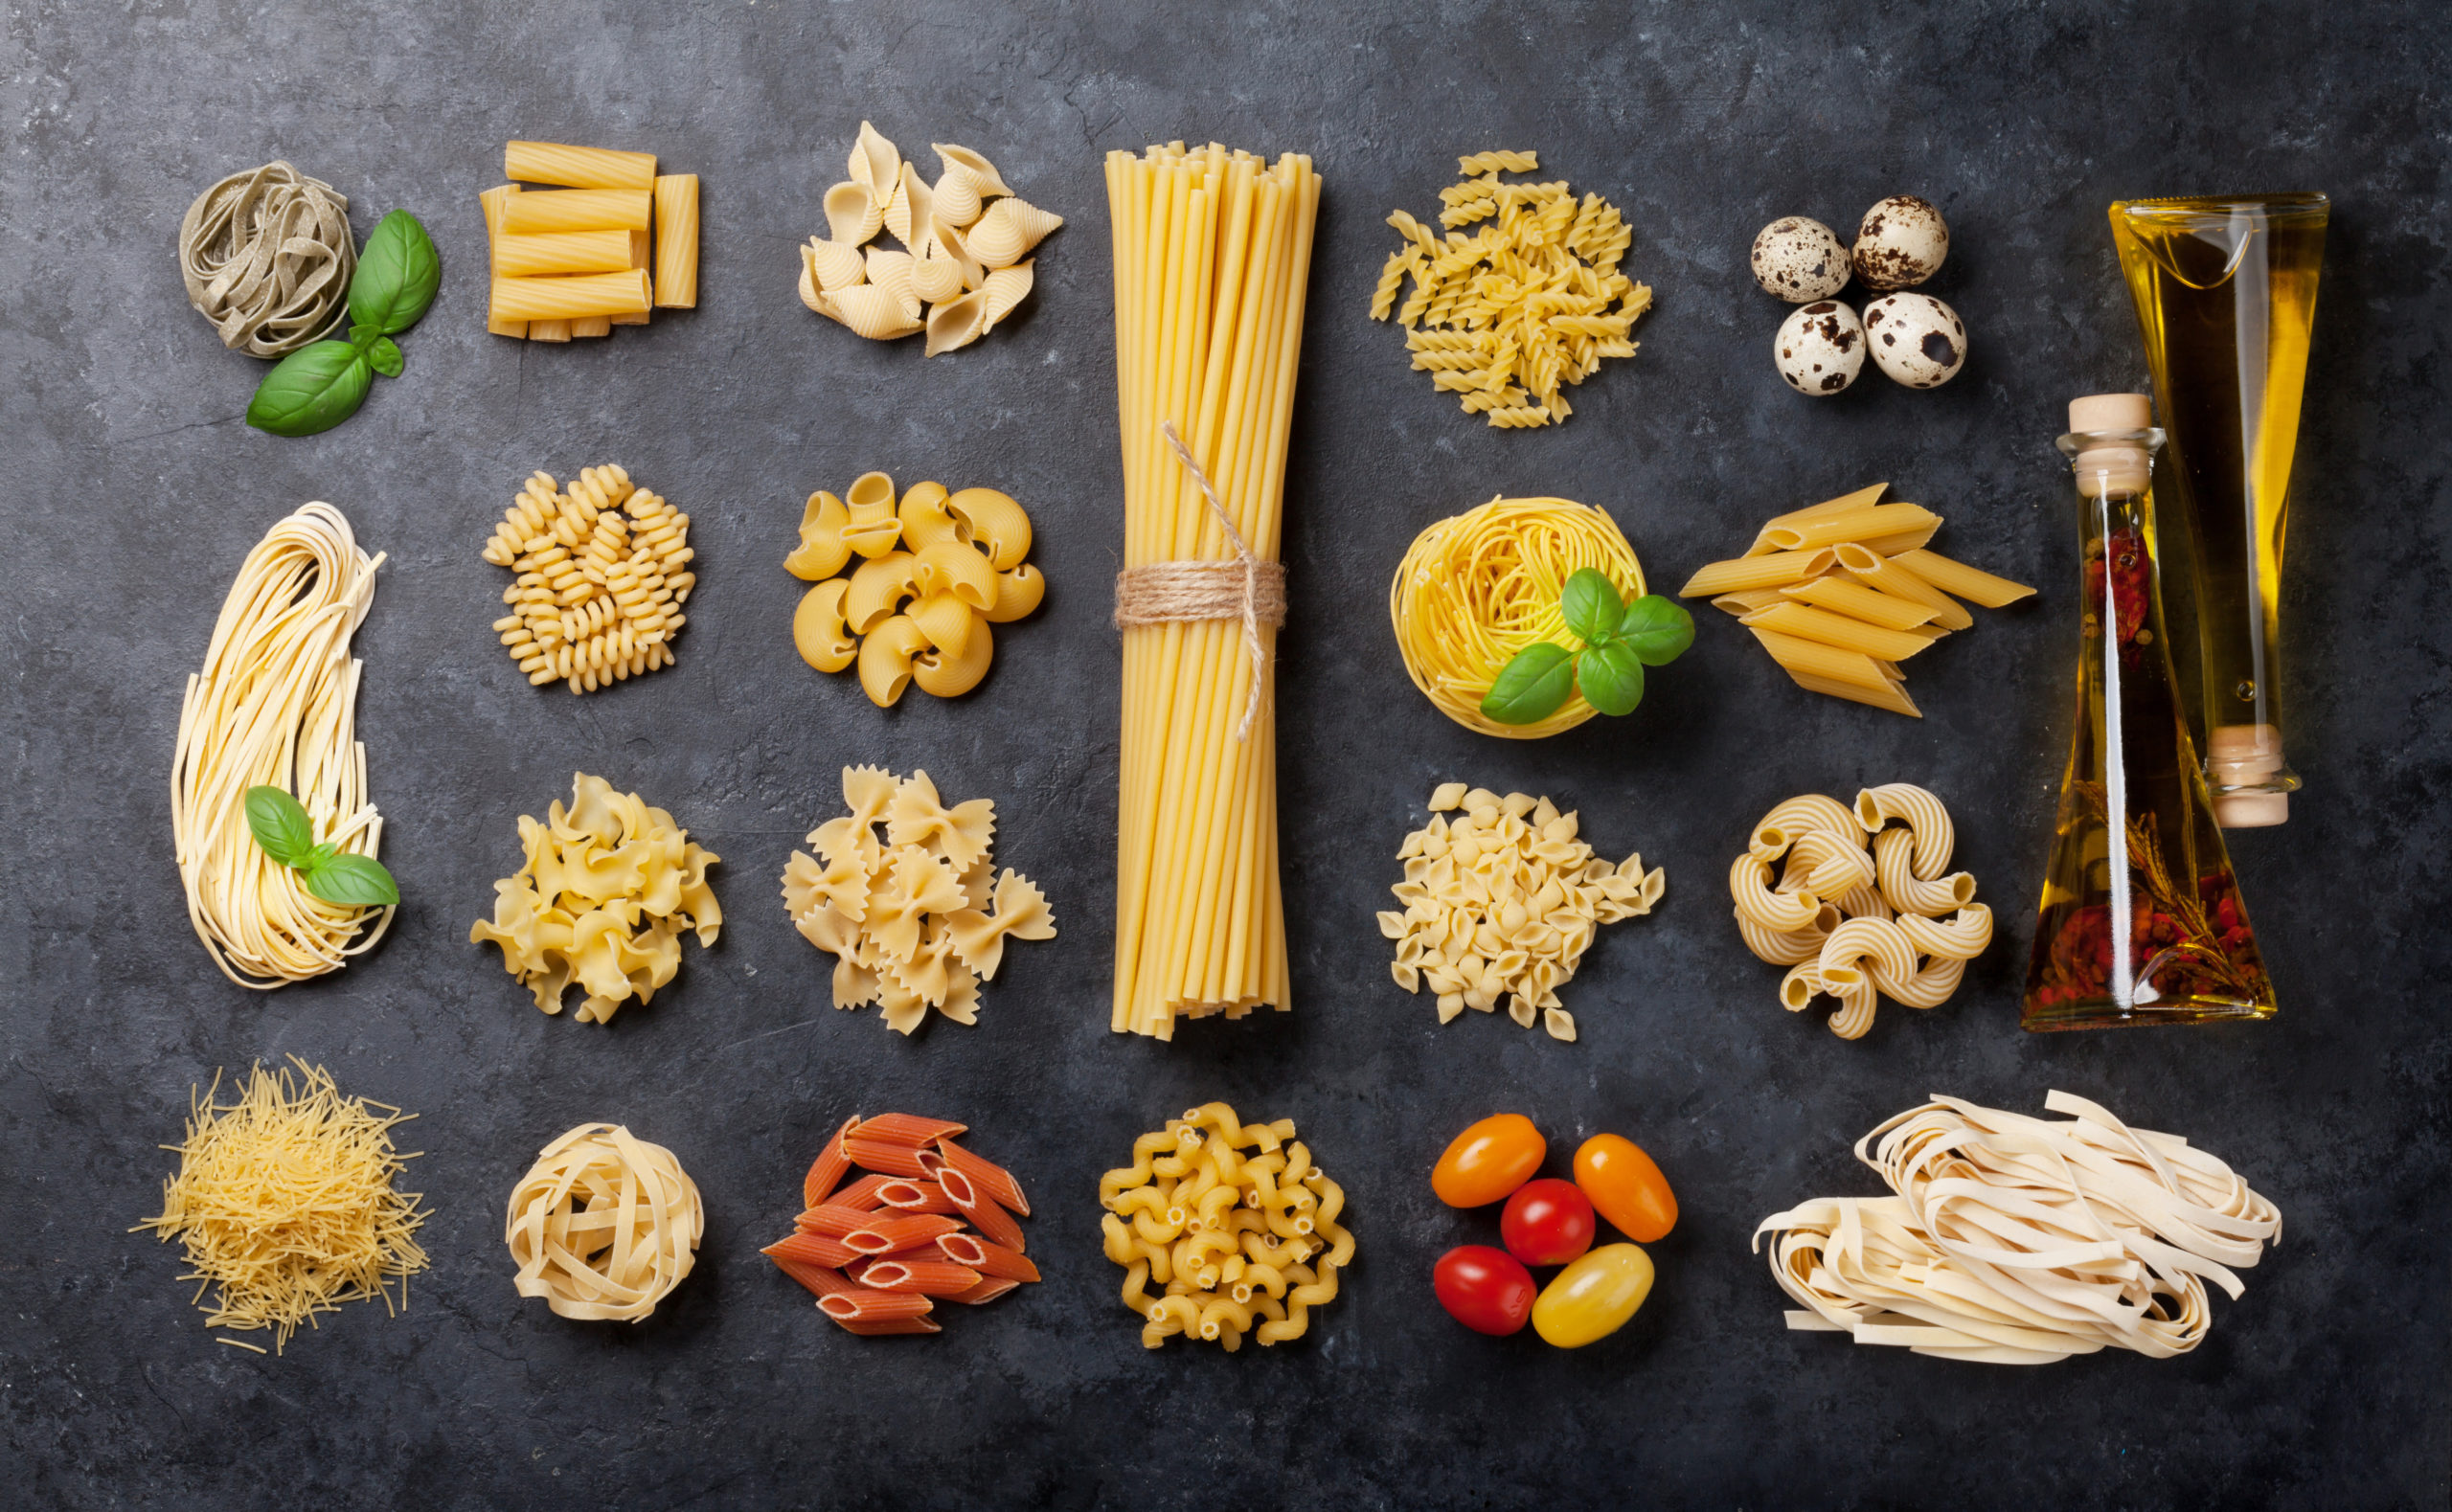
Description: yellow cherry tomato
1432,1114,1547,1207
1574,1133,1677,1242
1531,1242,1654,1347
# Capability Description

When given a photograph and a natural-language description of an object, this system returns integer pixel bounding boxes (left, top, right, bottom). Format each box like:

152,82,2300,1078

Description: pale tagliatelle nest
507,1123,702,1322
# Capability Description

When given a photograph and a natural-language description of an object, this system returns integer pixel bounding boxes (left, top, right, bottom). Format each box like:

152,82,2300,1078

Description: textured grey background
3,1,2446,1507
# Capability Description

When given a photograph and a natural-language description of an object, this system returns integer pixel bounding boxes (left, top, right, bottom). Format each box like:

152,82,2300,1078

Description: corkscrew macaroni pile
483,465,696,694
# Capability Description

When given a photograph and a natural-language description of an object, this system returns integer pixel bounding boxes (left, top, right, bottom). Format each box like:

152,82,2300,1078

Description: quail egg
1750,216,1851,302
1850,195,1950,290
1863,292,1966,388
1773,300,1865,396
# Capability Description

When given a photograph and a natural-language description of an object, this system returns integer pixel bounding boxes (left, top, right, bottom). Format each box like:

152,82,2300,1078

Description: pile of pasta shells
797,122,1061,356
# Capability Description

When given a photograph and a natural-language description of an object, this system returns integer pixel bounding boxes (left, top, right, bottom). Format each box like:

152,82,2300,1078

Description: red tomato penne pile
762,1113,1036,1335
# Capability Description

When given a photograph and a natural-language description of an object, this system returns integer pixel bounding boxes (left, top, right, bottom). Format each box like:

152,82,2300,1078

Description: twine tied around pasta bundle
1112,421,1286,741
177,162,356,357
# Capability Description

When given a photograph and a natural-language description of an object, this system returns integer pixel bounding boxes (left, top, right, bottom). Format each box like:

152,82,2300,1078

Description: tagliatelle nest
507,1122,702,1322
470,773,721,1025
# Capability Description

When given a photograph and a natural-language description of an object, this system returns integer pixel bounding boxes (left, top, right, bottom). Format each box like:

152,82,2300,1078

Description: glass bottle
2022,394,2276,1030
2108,193,2327,827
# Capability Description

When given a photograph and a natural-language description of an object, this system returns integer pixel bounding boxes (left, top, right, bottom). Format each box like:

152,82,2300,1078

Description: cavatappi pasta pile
483,465,694,694
1679,484,2034,716
506,1123,702,1322
1101,1103,1352,1350
785,472,1045,704
1384,782,1666,1042
482,141,696,340
781,766,1055,1034
1370,150,1650,428
798,123,1060,355
1731,784,1992,1040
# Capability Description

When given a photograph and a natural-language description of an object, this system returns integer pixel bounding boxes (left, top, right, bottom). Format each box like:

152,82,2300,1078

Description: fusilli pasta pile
483,465,695,694
1370,149,1650,428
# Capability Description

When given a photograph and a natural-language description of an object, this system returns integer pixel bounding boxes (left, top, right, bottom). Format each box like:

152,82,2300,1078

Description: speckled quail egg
1864,292,1966,388
1850,195,1950,290
1750,216,1851,302
1773,300,1866,396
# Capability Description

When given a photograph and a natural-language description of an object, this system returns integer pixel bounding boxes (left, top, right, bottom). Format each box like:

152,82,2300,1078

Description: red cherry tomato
1573,1133,1677,1242
1431,1114,1547,1207
1432,1245,1536,1336
1500,1178,1597,1266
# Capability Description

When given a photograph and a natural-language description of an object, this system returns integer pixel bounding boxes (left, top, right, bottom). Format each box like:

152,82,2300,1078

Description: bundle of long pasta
1679,484,2034,716
483,141,696,341
1104,143,1320,1038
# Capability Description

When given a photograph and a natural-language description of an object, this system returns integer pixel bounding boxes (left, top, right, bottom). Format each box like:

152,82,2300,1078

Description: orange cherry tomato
1432,1114,1546,1207
1573,1133,1677,1242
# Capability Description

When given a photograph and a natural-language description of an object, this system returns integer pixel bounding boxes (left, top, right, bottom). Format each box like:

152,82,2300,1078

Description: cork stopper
2069,393,2151,431
2067,393,2154,496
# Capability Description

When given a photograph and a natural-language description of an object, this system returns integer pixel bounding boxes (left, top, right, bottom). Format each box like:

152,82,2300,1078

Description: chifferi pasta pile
483,465,695,694
764,1114,1037,1336
482,141,695,339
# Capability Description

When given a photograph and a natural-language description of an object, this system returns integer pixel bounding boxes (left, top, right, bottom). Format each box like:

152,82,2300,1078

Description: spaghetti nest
1390,496,1647,738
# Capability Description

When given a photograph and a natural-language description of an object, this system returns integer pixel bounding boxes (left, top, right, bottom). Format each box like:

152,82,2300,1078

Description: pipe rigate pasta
480,465,693,695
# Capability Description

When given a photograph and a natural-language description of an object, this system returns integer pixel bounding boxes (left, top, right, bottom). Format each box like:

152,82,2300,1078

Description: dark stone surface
3,2,2446,1507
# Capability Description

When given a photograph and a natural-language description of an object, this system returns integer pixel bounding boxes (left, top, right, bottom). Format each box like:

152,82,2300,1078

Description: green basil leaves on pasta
1480,642,1577,726
245,208,436,437
1616,593,1696,666
1575,639,1646,716
1559,568,1626,645
1478,577,1695,726
242,785,400,907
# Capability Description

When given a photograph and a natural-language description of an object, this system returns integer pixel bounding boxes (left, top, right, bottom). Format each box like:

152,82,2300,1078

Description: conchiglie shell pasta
807,236,866,294
886,163,934,255
924,289,990,357
912,249,965,305
931,171,984,230
797,249,834,316
912,615,993,698
933,143,1013,199
979,261,1034,330
845,551,923,633
858,616,931,707
897,481,960,552
916,540,997,610
850,121,900,199
785,490,852,580
946,487,1032,570
968,197,1062,268
794,579,859,672
831,282,923,341
931,214,985,290
908,590,976,660
824,181,885,246
984,564,1046,623
865,247,920,322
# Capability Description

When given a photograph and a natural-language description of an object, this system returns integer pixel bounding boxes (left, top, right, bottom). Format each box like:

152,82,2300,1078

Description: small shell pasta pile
1732,783,1992,1040
1383,782,1666,1042
781,766,1055,1035
469,773,722,1025
786,471,1044,705
483,465,695,694
1100,1103,1353,1351
1369,149,1651,427
506,1123,702,1322
797,122,1061,356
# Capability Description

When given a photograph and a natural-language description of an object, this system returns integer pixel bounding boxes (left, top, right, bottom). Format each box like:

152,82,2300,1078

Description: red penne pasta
851,1113,969,1146
803,1114,862,1208
945,1276,1019,1305
794,1204,874,1237
763,1230,859,1269
844,1212,964,1255
840,1137,932,1179
829,1173,896,1211
935,1164,1027,1252
937,1230,1041,1283
818,1287,935,1321
934,1138,1030,1215
769,1253,855,1300
875,1179,959,1213
856,1259,984,1297
831,1314,942,1335
871,1240,957,1265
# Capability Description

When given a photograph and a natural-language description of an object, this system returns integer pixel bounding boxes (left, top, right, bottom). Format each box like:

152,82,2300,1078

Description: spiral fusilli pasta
481,465,693,694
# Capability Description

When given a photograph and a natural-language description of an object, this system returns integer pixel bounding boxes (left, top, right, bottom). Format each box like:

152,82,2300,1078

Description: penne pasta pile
1679,484,2034,716
762,1114,1037,1336
483,141,696,341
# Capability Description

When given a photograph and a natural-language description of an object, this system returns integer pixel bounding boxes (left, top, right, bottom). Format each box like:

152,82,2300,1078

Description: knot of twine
178,161,355,358
1113,422,1286,742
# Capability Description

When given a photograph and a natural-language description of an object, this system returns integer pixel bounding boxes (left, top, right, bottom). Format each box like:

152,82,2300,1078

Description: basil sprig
1479,569,1695,726
245,210,439,437
243,785,401,907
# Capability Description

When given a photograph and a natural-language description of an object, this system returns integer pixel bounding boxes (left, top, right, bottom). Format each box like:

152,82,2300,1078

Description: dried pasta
780,767,1054,1034
1099,1103,1352,1350
1370,149,1649,427
1680,484,2033,716
171,503,394,988
1730,784,1990,1039
784,472,1043,702
1385,783,1666,1040
178,162,354,356
1390,495,1649,737
1755,1091,2282,1364
798,122,1058,354
470,773,721,1025
481,464,694,694
488,140,694,339
507,1123,701,1322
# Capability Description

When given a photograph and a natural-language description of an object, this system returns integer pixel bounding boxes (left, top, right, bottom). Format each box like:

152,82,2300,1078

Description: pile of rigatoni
482,141,697,341
1678,484,2034,717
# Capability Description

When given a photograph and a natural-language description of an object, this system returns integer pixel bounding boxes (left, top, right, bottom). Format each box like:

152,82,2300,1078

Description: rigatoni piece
493,228,634,278
653,173,699,307
610,229,652,327
489,269,652,322
479,185,528,338
499,187,652,235
507,141,656,191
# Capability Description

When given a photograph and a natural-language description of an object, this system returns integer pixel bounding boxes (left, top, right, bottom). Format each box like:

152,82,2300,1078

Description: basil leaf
1617,594,1697,666
366,335,403,378
244,786,317,868
348,321,380,350
349,210,442,336
1576,641,1646,716
301,853,401,908
1559,568,1626,647
306,843,338,869
1480,642,1577,725
245,342,373,437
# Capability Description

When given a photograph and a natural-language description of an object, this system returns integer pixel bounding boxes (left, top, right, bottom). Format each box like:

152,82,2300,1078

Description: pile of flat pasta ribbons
1104,143,1319,1038
172,503,394,988
178,161,355,356
507,1123,703,1322
1755,1091,2282,1364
